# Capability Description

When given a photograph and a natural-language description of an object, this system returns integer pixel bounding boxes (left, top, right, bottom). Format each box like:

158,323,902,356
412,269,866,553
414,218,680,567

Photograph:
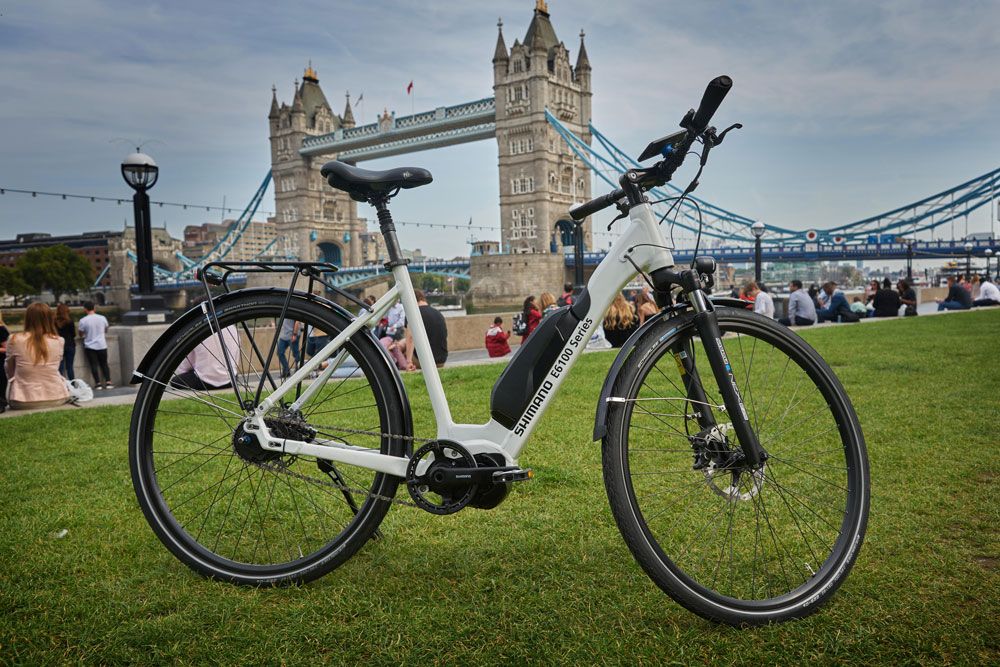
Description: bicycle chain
245,416,435,508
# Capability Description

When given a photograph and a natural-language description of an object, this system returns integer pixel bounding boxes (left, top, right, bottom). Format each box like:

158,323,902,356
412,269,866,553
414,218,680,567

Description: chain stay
248,415,434,508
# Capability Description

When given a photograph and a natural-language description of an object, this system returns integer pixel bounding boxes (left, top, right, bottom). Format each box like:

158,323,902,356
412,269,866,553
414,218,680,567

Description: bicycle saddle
321,160,433,201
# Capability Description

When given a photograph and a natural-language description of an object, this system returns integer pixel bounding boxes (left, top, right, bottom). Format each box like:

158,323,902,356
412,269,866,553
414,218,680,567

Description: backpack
512,313,528,336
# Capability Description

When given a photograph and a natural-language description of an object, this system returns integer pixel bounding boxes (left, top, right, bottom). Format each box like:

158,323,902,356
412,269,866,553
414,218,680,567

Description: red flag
406,81,413,95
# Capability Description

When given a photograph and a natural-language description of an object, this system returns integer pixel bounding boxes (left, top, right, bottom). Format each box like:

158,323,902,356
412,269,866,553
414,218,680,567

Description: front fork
655,269,765,468
688,293,765,467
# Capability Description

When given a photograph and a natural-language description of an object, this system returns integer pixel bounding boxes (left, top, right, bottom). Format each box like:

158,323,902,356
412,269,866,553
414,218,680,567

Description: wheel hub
232,423,281,463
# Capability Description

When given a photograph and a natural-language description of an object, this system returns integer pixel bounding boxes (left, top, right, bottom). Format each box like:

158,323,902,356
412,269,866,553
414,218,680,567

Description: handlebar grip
569,189,623,221
689,75,733,132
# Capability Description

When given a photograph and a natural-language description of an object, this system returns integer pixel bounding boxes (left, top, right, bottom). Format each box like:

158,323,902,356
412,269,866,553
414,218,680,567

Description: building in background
183,219,276,261
0,231,122,288
493,1,593,254
269,65,366,267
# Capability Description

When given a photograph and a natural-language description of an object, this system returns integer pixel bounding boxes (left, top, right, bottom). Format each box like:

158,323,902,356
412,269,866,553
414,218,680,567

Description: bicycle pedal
492,468,533,483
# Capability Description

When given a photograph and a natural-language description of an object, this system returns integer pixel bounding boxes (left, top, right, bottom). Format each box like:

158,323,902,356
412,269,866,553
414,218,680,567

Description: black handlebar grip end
690,75,733,131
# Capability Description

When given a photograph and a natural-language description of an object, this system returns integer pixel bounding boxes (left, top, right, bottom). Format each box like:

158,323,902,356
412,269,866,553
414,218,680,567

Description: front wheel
603,308,869,625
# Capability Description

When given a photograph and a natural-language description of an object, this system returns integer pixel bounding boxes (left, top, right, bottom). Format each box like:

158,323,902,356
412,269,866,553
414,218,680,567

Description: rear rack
196,260,369,312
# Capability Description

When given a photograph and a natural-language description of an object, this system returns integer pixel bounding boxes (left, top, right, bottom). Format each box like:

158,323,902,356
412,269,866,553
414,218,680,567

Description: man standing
745,281,774,319
414,289,447,368
936,275,973,311
779,280,817,326
276,317,300,379
78,301,112,389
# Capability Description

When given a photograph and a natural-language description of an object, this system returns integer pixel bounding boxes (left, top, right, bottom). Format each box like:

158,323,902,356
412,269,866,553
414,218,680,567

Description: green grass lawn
2,310,998,665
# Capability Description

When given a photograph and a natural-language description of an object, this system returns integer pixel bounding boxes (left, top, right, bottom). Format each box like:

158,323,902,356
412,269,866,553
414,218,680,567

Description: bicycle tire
603,307,869,625
129,291,409,585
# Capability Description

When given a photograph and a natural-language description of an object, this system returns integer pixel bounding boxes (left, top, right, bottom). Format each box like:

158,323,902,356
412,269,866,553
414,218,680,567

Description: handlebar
568,76,733,221
689,75,732,133
569,188,624,222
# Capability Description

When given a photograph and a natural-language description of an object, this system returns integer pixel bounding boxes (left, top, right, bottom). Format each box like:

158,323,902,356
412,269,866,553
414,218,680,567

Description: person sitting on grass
816,282,858,322
603,292,639,347
169,325,240,391
778,279,817,327
485,316,512,358
744,281,774,319
973,275,1000,307
936,275,972,311
872,277,901,317
897,278,918,316
4,303,70,410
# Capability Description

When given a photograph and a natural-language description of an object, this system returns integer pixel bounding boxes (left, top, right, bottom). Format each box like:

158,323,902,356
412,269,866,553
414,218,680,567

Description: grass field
1,310,998,665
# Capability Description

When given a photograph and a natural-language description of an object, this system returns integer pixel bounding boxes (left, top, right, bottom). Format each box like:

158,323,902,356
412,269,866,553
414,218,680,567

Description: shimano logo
513,318,593,436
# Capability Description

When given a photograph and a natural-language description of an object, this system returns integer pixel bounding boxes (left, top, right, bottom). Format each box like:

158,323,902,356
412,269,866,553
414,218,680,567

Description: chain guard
406,440,478,515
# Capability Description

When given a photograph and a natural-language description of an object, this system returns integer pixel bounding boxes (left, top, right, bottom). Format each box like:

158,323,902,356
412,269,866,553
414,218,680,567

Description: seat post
373,199,409,269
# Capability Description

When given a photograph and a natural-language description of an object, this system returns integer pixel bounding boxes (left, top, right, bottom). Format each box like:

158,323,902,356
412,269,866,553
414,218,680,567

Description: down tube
503,205,674,454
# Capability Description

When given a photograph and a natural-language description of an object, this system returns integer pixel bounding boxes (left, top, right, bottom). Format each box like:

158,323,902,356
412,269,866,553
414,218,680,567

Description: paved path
0,305,992,420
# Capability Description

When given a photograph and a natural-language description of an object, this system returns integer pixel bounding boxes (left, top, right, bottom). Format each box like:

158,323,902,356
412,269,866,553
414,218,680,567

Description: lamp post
121,150,171,324
555,218,585,291
751,221,765,283
905,239,914,281
985,248,994,282
964,242,973,281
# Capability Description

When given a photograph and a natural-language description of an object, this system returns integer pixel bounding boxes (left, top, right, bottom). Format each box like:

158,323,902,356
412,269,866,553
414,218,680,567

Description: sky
1,0,999,259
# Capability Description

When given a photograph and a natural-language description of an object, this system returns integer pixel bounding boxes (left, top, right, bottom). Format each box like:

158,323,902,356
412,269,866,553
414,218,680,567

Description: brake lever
606,198,630,230
714,123,743,145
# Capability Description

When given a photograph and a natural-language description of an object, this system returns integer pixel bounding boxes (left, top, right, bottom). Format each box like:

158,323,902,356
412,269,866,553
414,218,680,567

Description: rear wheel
129,292,409,585
603,308,869,625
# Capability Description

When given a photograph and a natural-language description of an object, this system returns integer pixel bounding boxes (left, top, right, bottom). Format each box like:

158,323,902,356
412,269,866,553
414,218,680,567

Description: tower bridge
269,0,594,268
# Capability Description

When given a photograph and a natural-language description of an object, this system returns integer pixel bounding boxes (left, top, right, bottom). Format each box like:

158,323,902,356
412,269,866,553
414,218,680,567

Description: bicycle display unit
129,77,870,626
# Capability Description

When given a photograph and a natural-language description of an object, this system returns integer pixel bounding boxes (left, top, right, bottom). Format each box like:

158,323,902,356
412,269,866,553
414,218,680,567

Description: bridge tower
493,1,593,254
269,66,365,266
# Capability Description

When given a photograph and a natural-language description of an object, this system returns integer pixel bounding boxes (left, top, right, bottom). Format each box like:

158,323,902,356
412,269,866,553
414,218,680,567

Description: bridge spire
493,17,508,62
576,29,590,72
343,91,355,127
269,84,279,119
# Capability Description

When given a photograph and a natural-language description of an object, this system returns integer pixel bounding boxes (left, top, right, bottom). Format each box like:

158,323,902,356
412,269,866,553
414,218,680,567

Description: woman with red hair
4,303,70,410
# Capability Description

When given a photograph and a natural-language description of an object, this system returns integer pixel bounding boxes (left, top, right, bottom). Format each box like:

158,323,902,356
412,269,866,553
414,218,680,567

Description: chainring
405,440,478,515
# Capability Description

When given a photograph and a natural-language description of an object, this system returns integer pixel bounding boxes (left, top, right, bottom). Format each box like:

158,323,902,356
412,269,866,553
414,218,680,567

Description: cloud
1,0,998,254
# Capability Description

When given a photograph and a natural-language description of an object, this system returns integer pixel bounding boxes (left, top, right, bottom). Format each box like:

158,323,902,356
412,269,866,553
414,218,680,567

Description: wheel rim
134,301,396,575
619,316,865,609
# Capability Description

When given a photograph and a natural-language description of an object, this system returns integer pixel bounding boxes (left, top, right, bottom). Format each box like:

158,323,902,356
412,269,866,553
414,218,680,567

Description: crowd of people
366,288,449,372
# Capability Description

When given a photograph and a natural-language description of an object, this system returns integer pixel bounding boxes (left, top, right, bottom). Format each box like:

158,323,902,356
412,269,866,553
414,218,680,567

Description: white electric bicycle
129,77,869,625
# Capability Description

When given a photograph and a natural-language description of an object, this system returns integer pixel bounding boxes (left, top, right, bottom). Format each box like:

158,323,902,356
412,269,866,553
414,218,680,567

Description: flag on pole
356,92,363,103
406,81,413,94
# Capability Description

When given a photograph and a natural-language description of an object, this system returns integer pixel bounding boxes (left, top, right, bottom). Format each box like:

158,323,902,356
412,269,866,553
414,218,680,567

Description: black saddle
320,161,433,202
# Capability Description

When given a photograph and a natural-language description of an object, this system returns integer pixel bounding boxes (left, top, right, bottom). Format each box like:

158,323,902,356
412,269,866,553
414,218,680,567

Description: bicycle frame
244,201,676,478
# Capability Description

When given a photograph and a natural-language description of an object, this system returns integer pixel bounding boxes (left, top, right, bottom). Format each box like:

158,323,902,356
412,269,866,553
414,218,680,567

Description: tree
16,244,94,302
0,265,31,306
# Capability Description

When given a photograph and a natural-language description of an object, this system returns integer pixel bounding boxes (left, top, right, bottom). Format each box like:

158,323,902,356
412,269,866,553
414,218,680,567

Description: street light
963,242,973,281
985,248,994,281
904,238,915,281
751,221,765,283
121,150,171,324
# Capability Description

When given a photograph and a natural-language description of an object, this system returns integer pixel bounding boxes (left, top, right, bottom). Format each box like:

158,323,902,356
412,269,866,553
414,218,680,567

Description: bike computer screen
638,129,688,162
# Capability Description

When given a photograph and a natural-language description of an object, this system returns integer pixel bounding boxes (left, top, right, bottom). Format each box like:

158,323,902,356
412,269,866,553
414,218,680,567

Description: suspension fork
669,337,716,432
686,288,765,467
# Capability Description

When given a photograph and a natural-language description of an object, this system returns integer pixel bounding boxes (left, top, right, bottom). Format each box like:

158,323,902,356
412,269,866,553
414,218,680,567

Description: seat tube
688,288,765,466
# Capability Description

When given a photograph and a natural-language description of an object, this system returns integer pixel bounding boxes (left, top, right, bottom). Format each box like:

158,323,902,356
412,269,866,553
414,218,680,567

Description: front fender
131,287,365,382
592,296,747,441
